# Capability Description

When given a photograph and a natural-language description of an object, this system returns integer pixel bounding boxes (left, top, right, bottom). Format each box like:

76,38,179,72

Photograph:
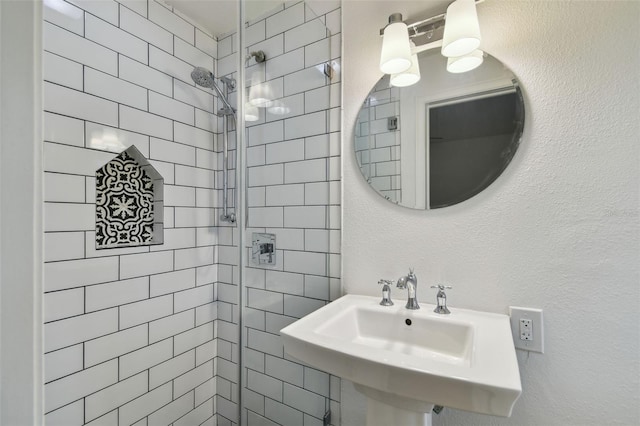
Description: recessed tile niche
95,145,164,249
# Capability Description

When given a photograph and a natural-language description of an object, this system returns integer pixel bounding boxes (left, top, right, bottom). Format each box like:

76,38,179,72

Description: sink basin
280,294,522,417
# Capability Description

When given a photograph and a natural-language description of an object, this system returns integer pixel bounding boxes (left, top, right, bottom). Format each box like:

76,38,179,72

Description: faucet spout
397,269,420,310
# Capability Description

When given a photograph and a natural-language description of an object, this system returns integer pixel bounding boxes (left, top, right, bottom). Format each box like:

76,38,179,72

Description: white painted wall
342,1,639,425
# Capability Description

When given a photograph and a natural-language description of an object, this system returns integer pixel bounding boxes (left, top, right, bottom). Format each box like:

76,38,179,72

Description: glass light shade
248,74,273,108
268,100,290,115
245,103,259,121
390,42,421,87
379,22,412,74
447,50,484,73
441,0,481,58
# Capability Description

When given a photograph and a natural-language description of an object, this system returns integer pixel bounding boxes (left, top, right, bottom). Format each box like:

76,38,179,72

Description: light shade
441,0,481,58
447,49,484,73
380,21,412,74
390,42,421,87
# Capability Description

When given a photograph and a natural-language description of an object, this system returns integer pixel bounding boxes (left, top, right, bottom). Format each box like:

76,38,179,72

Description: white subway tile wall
43,0,220,424
214,2,343,425
43,0,341,425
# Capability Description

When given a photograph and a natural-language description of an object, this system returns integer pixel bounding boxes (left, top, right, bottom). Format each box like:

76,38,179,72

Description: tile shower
42,0,341,425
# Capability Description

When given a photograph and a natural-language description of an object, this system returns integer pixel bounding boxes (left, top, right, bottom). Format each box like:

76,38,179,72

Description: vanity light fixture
379,0,484,86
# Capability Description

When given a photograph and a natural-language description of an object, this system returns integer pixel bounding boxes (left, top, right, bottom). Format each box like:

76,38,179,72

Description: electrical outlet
509,306,544,353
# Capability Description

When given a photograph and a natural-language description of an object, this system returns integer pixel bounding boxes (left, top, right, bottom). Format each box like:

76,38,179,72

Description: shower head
191,67,215,88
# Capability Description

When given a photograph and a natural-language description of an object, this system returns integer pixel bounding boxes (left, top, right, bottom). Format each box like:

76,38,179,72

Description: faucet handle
431,285,452,314
378,279,394,306
379,279,394,286
430,285,452,291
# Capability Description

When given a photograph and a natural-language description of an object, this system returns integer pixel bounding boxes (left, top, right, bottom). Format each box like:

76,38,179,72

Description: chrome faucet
396,269,419,310
431,285,453,314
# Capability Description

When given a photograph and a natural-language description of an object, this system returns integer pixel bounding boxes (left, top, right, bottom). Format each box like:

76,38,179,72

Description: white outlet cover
509,306,544,353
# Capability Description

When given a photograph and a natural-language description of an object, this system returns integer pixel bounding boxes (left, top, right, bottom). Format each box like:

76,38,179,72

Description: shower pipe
191,67,237,223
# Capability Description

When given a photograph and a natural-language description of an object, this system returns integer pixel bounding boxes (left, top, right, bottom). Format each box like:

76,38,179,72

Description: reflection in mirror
354,50,524,209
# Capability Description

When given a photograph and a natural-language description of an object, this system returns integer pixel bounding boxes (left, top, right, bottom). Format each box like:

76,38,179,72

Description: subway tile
265,397,303,425
304,275,330,300
45,308,118,352
265,48,304,80
265,184,304,206
194,378,216,406
43,0,84,35
304,229,329,253
265,270,304,295
149,91,195,125
195,303,216,326
45,83,118,127
284,206,326,229
175,165,215,188
284,294,325,319
44,399,83,426
248,164,284,186
45,257,119,292
149,137,196,166
303,367,330,397
118,382,172,426
305,86,330,113
217,357,238,383
265,355,304,387
174,79,214,114
305,182,329,205
196,264,217,285
284,67,327,97
45,344,83,383
283,382,325,418
246,20,266,47
174,358,213,397
265,312,296,335
85,232,150,258
175,246,214,270
148,0,194,44
247,288,283,313
85,372,148,421
174,284,214,312
149,45,194,85
148,391,194,425
120,251,174,279
249,34,284,67
173,394,214,426
266,2,304,38
85,14,147,63
150,269,195,297
196,148,218,169
149,350,194,389
44,288,84,322
284,18,327,52
84,324,148,367
44,112,84,147
266,94,305,122
117,0,148,18
195,227,216,247
306,0,340,17
304,38,330,68
119,105,173,140
149,310,194,344
217,396,238,424
195,28,217,58
248,370,283,402
44,52,83,91
119,55,173,97
247,411,279,426
174,122,214,150
85,121,150,156
120,6,173,53
247,207,284,228
44,22,117,76
149,160,175,185
248,187,266,207
248,327,284,359
284,158,326,184
164,185,196,207
85,67,148,110
174,37,213,69
45,359,117,413
247,145,265,167
247,121,284,146
68,0,118,25
195,339,216,366
284,111,327,140
44,173,85,203
265,139,305,164
119,338,173,380
119,295,173,328
216,320,238,344
174,207,216,227
264,228,305,251
283,250,326,276
44,202,93,232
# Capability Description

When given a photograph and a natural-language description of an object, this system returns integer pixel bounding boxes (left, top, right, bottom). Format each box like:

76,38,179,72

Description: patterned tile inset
96,145,163,249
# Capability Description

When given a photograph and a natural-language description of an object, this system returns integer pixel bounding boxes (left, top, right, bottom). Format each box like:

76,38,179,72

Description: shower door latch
252,233,276,266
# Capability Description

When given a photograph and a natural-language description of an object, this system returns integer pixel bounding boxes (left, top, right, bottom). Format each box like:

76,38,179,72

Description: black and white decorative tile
95,145,164,249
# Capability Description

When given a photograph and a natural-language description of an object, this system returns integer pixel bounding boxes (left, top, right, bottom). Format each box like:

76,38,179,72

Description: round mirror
354,49,525,209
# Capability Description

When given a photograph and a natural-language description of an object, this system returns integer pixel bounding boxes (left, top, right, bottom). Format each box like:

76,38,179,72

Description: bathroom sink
280,294,522,417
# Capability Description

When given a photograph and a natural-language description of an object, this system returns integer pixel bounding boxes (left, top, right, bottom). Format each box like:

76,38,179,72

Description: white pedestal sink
280,294,521,424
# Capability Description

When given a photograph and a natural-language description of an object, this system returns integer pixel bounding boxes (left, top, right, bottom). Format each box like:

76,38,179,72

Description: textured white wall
342,1,639,425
